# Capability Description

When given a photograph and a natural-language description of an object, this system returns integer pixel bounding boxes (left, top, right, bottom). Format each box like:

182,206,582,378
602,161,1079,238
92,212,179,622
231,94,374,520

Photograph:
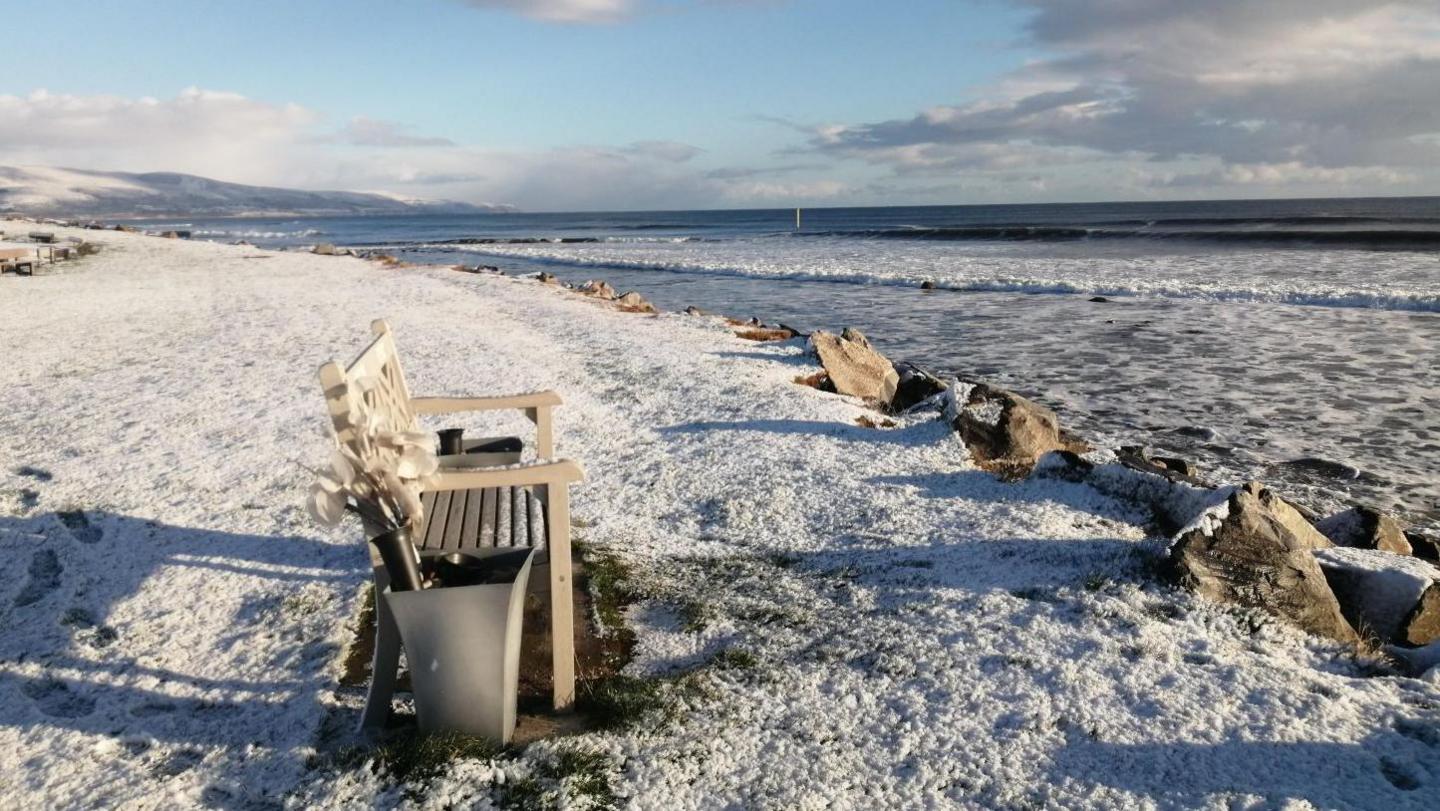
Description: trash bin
383,547,536,744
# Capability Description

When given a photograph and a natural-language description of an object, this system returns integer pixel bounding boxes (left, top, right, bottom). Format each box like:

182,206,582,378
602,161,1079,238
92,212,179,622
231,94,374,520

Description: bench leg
547,485,576,711
360,580,402,734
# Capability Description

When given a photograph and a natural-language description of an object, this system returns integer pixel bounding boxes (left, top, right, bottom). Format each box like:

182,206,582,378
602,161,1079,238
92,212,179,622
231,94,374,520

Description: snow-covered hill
0,166,510,217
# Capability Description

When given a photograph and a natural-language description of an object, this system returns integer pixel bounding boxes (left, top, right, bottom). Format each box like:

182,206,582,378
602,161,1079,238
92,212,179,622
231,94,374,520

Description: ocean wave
453,247,1440,313
429,236,707,246
193,227,323,238
791,226,1440,250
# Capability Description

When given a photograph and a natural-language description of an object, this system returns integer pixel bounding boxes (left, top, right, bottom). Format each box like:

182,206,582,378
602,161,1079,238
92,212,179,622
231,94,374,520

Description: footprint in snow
15,465,54,481
13,549,63,607
21,678,96,719
1379,756,1424,791
57,510,103,544
151,748,206,778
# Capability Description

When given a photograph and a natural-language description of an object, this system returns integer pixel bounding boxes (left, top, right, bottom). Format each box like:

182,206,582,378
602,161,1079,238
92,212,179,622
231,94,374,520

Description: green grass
501,747,618,810
327,730,501,785
575,541,640,638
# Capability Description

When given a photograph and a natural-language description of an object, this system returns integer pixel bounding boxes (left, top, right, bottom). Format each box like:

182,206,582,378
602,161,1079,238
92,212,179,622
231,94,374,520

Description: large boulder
1407,531,1440,562
1316,506,1412,556
1315,547,1440,645
808,330,899,405
1238,482,1333,552
891,362,948,413
577,279,618,299
615,291,658,313
945,382,1072,472
1169,485,1357,643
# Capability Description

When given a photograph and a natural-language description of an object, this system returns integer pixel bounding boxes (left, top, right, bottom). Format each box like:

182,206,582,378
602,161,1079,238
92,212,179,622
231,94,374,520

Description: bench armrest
426,459,585,491
412,391,563,458
410,391,562,414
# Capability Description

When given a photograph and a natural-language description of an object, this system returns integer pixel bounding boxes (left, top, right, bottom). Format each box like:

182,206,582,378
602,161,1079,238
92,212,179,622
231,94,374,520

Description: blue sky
2,0,1438,210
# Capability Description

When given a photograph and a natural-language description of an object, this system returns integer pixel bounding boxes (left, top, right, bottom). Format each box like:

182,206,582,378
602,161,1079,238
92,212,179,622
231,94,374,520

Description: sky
2,0,1439,211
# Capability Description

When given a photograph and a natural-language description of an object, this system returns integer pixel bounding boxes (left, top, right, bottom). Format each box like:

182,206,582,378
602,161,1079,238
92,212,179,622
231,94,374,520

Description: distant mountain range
0,166,511,218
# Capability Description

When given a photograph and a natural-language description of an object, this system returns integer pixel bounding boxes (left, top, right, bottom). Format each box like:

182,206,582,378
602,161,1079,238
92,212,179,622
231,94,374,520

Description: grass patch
501,746,618,810
328,729,501,785
679,600,710,633
576,542,639,639
712,647,759,671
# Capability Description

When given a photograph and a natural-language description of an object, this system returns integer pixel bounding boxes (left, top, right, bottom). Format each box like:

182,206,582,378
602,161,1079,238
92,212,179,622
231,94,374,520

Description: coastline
3,222,1440,806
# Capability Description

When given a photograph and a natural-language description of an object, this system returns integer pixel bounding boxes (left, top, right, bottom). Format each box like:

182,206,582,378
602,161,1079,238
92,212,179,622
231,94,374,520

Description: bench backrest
318,319,420,449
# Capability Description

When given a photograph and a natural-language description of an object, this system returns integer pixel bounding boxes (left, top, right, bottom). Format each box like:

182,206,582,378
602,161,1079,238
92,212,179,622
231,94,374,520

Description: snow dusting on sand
2,226,1438,808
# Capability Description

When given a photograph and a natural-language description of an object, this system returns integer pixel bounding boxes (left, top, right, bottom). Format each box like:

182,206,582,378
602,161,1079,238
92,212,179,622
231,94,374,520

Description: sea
130,197,1440,534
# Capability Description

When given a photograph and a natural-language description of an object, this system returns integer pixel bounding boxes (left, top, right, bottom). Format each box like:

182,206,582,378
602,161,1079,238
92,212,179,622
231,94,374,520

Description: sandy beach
3,226,1440,808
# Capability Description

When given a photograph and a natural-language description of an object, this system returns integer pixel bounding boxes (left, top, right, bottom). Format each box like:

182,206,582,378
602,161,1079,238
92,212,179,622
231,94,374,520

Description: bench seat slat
443,488,468,548
424,490,452,549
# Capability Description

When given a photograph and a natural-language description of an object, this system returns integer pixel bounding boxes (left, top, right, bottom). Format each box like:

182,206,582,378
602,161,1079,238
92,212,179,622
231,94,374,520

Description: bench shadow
0,510,364,805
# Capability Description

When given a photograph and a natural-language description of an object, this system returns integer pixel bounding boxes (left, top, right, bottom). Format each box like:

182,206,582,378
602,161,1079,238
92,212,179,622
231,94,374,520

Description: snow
3,223,1440,808
1316,548,1437,641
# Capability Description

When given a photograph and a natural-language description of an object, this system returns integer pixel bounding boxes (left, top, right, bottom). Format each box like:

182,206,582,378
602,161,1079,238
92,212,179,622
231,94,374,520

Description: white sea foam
445,237,1440,312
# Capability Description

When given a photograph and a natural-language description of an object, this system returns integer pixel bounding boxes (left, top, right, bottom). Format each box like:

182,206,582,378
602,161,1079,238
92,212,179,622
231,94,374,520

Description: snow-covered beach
3,226,1440,808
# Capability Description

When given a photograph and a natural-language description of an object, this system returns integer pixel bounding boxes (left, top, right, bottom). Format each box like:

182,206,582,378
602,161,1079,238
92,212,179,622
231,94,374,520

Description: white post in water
796,207,802,230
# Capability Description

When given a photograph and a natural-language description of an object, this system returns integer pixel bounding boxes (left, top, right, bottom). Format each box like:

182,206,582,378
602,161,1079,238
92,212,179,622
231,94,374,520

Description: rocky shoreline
517,266,1440,675
15,214,1440,673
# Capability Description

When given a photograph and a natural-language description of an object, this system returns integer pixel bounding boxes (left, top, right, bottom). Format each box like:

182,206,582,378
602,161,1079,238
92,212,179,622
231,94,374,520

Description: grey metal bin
383,547,536,744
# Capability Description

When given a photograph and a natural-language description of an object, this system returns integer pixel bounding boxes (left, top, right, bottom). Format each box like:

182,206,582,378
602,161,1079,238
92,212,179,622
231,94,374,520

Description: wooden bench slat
462,486,484,549
425,490,452,549
496,485,512,548
443,487,468,548
420,492,434,550
476,488,494,547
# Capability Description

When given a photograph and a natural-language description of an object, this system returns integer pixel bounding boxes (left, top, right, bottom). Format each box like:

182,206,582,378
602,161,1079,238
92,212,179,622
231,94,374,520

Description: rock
840,327,872,348
1316,506,1412,556
1315,547,1440,645
1275,457,1362,480
1238,482,1334,552
683,305,707,316
1407,531,1440,562
1088,296,1112,303
476,264,500,273
890,362,948,412
808,330,899,405
312,243,337,256
1116,446,1206,487
777,323,809,339
577,280,618,299
735,327,795,342
1169,486,1358,643
537,272,560,285
1403,585,1440,646
920,280,936,290
615,291,658,314
115,225,138,232
1152,456,1197,477
946,383,1071,472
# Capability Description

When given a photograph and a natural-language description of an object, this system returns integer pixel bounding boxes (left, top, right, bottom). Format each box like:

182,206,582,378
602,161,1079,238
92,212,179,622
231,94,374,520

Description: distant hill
0,166,511,218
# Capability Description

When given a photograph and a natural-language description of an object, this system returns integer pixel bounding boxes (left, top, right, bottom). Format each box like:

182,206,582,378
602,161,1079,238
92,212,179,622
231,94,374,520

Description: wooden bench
319,320,584,728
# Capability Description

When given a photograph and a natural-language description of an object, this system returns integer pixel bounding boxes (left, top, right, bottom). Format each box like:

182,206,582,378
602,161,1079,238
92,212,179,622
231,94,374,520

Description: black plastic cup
370,526,424,592
437,428,465,456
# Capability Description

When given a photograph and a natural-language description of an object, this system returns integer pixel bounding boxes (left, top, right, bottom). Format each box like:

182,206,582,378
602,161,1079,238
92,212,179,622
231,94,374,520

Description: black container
426,549,534,588
437,428,465,456
369,526,425,592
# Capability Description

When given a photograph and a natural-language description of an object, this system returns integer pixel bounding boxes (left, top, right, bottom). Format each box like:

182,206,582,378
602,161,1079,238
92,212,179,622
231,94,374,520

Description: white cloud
0,86,866,209
457,0,635,24
815,0,1440,196
328,117,454,148
0,88,316,185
